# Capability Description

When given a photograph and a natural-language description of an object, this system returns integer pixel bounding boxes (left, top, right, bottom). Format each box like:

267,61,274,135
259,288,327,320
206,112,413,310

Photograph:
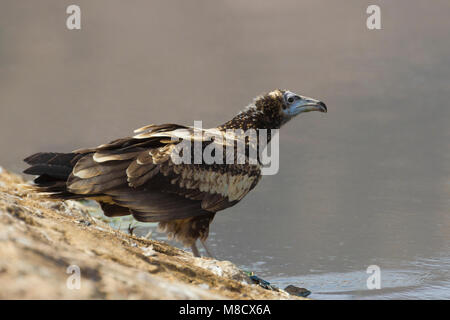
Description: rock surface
0,167,301,300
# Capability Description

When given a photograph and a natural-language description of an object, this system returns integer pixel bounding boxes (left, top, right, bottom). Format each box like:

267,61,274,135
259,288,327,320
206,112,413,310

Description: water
1,1,449,299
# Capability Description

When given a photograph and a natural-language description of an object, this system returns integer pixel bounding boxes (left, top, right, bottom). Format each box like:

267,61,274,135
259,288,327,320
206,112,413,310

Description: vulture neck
217,105,269,131
216,105,277,147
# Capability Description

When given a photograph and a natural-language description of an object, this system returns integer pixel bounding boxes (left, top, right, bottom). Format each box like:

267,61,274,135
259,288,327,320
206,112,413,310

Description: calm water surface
1,1,449,299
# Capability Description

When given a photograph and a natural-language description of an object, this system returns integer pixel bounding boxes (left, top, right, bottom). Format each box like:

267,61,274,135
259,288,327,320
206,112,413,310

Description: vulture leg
191,243,200,257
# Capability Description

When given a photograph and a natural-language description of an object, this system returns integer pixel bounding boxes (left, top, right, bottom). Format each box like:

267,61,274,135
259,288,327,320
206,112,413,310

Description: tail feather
24,152,79,166
23,152,82,197
23,164,72,180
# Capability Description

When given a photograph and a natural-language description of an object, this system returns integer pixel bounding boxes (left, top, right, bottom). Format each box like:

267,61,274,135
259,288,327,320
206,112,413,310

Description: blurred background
1,0,449,299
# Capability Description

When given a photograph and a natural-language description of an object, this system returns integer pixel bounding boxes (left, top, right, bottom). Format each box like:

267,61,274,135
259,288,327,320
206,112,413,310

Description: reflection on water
271,256,450,299
1,1,449,299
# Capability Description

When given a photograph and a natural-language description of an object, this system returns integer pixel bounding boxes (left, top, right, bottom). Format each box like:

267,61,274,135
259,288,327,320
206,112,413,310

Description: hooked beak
293,98,327,114
285,97,327,117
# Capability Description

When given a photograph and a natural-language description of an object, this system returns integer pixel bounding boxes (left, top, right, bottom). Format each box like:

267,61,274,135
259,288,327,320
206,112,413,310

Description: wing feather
65,123,262,221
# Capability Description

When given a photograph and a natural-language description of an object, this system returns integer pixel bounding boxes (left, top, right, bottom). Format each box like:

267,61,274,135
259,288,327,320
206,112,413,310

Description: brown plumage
23,89,326,256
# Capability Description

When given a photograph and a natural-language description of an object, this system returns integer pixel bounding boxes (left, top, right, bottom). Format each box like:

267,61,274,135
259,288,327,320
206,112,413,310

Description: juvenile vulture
24,89,327,257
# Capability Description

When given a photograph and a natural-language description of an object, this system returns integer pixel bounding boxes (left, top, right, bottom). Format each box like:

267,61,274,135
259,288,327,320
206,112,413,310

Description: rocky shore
0,167,303,299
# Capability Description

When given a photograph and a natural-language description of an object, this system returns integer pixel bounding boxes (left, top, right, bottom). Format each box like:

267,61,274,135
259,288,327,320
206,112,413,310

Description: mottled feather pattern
64,124,261,210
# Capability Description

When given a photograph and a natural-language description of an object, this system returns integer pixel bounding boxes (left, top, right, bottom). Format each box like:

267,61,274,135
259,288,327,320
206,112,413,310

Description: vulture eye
287,95,300,104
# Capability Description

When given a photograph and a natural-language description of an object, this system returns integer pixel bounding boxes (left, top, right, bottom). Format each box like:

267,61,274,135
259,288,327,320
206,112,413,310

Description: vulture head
253,89,327,128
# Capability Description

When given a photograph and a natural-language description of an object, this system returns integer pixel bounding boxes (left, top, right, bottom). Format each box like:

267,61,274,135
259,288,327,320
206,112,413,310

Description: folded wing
66,124,262,222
